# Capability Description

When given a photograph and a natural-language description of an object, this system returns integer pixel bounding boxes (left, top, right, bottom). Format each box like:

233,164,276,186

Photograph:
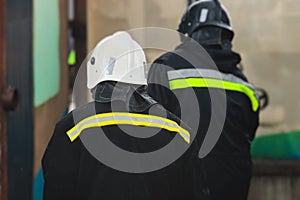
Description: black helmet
178,0,234,42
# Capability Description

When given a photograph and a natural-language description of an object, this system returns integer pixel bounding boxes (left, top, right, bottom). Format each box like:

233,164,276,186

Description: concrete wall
249,160,300,200
222,0,300,136
87,0,186,51
249,176,300,200
88,0,300,137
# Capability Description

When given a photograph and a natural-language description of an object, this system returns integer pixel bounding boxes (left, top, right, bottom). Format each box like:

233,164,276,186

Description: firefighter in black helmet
178,0,234,49
147,0,260,199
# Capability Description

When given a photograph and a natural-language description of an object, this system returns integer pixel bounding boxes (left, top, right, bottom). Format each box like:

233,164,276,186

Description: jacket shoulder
153,50,192,70
56,101,98,132
149,104,191,133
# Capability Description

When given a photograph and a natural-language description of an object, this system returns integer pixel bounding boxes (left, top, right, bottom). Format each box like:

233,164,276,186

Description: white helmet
87,31,147,89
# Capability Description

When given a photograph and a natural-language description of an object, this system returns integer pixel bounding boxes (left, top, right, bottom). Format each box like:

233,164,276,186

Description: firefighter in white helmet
42,31,193,200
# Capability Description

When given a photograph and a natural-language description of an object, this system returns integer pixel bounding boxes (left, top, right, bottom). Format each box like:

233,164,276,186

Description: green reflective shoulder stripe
66,112,190,143
169,78,259,112
167,69,259,112
167,68,255,90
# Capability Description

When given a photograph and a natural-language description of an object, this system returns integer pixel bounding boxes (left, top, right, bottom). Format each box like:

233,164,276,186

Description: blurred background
0,0,299,199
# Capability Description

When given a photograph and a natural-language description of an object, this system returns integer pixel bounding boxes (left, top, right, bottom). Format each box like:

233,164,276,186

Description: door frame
0,0,8,199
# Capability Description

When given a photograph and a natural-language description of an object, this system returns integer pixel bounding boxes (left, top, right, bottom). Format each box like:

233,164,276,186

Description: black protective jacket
147,40,260,200
42,82,193,200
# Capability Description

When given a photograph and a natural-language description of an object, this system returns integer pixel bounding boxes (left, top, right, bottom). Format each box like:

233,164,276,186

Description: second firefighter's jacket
147,40,260,157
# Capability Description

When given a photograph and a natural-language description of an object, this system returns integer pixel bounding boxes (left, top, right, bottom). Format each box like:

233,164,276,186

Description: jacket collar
92,82,157,112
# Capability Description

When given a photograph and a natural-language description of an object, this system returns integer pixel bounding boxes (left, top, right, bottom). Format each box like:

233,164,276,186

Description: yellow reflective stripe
67,112,183,135
66,112,190,143
169,78,259,112
68,120,189,143
167,68,255,90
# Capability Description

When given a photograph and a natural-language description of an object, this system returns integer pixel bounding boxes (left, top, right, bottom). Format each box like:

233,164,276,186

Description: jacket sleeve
147,59,179,114
42,119,80,200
